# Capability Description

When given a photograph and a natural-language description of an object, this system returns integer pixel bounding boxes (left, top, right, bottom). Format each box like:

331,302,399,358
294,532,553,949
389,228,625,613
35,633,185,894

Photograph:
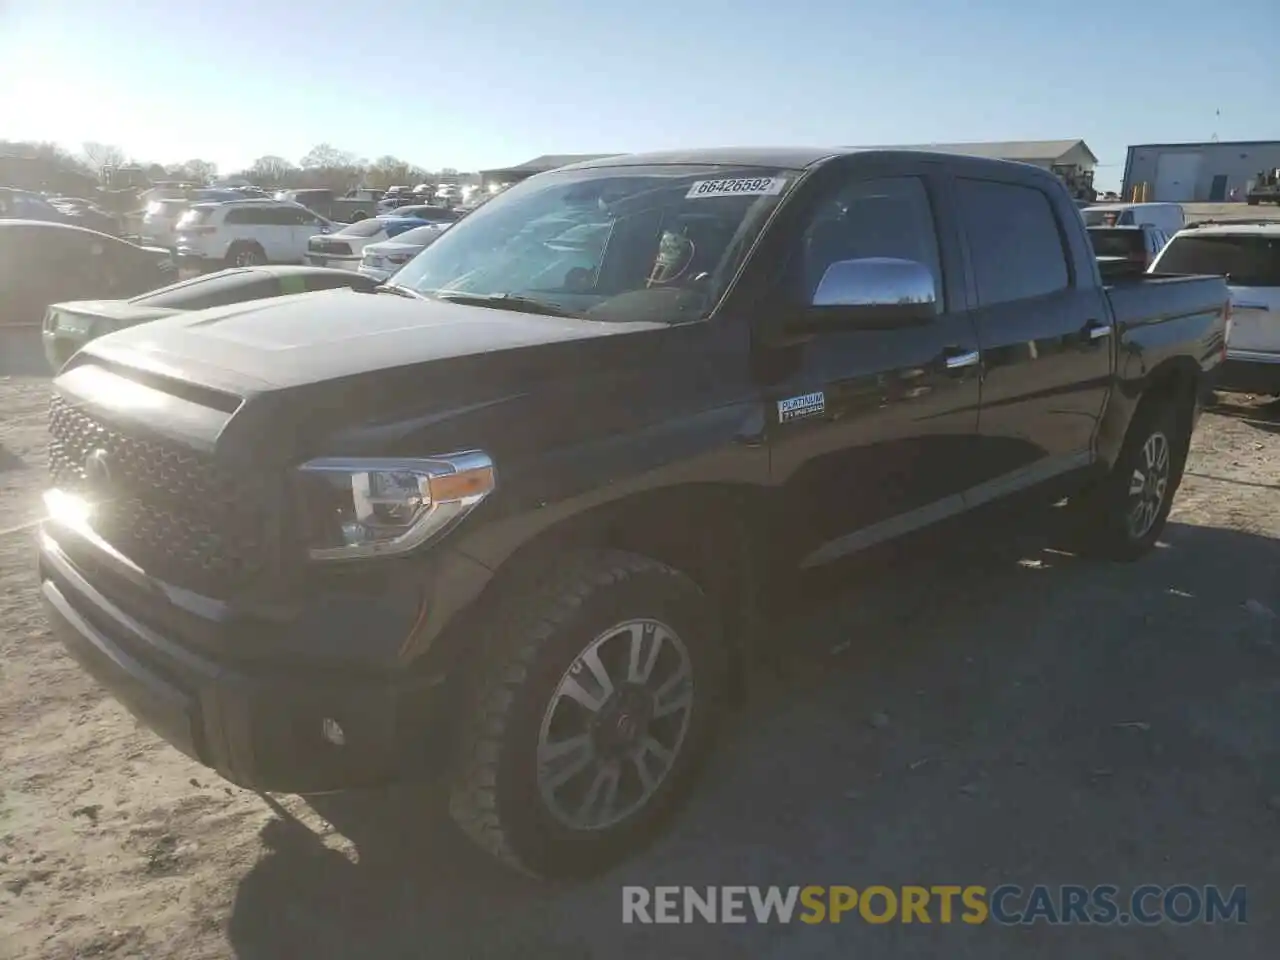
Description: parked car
47,196,123,236
38,148,1228,881
42,265,378,371
1087,224,1172,281
172,199,336,272
381,204,463,225
0,219,174,326
274,188,380,223
304,216,444,271
1080,202,1185,235
356,223,451,281
0,187,66,223
1153,220,1280,394
140,188,247,247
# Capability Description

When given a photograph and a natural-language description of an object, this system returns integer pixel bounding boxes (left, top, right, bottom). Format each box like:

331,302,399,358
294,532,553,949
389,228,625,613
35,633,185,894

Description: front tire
449,549,725,879
1072,399,1187,560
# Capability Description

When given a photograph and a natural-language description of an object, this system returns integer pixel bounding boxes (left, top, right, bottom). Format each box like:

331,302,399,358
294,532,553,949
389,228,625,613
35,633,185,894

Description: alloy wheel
1127,430,1170,540
536,618,694,831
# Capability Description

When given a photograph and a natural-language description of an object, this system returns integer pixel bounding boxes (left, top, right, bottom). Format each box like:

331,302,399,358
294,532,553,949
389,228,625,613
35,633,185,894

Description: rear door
1155,232,1280,355
951,175,1112,499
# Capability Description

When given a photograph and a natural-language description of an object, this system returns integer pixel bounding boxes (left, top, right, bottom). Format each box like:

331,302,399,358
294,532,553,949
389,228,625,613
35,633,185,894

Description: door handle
942,348,980,370
1083,320,1113,341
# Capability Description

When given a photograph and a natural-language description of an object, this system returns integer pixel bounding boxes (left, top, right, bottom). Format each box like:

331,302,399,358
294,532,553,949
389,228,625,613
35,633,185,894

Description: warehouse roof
852,139,1098,165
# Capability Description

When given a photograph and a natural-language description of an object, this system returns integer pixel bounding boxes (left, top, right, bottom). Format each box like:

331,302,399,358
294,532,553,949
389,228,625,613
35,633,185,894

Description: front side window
393,164,798,323
955,178,1070,305
792,175,942,303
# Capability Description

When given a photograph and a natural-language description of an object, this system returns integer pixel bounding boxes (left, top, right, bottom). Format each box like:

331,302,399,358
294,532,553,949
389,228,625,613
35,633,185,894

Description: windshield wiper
433,292,580,318
375,282,426,300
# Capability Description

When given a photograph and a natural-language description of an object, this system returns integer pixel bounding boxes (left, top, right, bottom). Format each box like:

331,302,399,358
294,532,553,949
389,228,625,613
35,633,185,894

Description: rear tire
448,548,726,880
226,242,266,267
1070,398,1188,561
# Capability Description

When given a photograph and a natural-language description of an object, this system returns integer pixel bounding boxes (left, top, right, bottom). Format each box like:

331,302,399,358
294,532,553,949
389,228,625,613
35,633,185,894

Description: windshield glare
392,165,796,322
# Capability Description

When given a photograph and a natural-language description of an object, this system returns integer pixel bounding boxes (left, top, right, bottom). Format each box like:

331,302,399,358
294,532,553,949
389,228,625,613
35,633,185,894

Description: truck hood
84,288,665,394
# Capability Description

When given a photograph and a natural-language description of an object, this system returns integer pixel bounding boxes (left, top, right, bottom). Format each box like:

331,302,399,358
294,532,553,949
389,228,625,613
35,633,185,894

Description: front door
762,168,984,569
950,175,1113,503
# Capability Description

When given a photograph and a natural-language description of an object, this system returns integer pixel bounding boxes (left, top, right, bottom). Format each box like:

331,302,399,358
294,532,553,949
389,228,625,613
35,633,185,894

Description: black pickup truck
38,148,1228,880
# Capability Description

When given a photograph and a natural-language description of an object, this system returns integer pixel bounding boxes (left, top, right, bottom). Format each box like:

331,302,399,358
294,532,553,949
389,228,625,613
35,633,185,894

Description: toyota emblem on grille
84,448,113,488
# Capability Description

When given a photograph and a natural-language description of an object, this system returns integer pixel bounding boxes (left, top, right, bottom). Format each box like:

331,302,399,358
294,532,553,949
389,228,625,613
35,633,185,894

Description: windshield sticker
686,177,788,200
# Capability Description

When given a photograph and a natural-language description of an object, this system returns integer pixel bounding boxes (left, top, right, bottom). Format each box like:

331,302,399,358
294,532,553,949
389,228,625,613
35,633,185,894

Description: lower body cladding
1218,350,1280,396
36,519,477,794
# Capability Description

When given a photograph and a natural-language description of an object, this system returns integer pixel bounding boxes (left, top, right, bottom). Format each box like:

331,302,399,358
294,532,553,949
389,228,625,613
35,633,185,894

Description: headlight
296,452,495,561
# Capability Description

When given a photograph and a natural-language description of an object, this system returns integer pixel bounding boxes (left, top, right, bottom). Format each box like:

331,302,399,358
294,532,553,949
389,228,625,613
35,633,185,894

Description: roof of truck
561,146,1058,173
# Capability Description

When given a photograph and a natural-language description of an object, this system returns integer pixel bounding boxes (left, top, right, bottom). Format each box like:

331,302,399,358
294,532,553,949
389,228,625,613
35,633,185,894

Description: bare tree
299,143,358,170
365,155,430,189
82,141,126,179
243,155,297,186
173,158,218,184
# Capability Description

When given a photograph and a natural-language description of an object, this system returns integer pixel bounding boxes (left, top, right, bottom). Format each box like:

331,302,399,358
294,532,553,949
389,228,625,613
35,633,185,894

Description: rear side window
955,178,1069,305
795,175,943,302
1154,234,1280,286
224,207,268,225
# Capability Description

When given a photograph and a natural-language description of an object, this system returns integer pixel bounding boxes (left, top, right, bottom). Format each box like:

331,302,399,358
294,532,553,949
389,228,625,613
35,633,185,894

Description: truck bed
1104,273,1229,331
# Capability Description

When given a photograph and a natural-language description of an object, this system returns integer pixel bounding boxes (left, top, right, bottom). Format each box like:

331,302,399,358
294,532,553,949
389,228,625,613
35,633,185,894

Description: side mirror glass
802,257,938,328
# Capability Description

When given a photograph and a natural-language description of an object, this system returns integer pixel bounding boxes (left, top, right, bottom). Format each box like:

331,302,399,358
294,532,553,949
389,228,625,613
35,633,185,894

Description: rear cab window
1087,227,1145,259
1153,233,1280,286
955,177,1070,305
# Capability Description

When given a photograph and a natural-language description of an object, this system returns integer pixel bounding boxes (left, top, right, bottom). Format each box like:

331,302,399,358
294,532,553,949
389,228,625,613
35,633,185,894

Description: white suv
173,200,335,272
1153,221,1280,394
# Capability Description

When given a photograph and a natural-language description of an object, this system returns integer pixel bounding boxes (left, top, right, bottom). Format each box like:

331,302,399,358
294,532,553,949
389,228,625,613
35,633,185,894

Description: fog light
321,718,346,746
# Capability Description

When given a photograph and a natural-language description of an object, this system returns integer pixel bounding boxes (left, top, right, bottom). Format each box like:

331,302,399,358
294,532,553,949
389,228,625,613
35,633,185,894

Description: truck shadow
225,513,1280,959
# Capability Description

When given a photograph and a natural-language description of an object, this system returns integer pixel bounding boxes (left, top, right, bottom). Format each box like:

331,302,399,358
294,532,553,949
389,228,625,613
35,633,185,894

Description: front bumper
1218,351,1280,395
37,518,460,793
305,253,361,271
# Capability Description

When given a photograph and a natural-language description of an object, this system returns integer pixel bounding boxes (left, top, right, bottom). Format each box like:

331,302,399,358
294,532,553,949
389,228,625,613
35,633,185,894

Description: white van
1080,202,1185,235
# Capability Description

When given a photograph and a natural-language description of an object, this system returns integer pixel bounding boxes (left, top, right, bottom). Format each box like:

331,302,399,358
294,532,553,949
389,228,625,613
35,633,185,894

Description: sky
1,0,1275,191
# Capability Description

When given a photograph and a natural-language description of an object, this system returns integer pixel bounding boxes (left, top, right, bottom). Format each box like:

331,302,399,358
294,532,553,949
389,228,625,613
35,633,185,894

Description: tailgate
1225,285,1280,355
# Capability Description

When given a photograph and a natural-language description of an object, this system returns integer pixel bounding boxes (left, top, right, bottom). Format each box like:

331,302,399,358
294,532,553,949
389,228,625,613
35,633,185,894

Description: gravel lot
2,243,1279,955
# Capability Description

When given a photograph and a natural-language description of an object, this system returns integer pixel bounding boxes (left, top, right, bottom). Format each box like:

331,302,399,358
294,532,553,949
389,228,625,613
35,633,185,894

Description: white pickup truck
1152,220,1280,395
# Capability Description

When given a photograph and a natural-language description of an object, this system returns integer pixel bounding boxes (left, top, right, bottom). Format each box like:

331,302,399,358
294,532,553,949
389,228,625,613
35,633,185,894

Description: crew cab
37,148,1228,881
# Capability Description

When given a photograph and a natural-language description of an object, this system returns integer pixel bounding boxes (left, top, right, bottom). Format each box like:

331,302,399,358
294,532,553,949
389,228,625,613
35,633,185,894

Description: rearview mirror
801,257,938,329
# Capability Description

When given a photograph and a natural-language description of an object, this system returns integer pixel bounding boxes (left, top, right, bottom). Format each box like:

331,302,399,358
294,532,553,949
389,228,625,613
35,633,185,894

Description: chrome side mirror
810,257,939,322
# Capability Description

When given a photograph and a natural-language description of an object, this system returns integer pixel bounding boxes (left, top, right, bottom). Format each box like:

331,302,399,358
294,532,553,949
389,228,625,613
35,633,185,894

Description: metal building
1122,141,1280,202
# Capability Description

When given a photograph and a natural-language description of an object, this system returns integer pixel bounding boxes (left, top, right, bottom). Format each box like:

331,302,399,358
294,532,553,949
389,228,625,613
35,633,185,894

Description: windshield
1154,234,1280,286
392,164,796,322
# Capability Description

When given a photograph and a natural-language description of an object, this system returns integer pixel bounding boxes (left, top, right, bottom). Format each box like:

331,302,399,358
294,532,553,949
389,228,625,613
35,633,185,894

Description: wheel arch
1099,354,1201,468
421,482,769,701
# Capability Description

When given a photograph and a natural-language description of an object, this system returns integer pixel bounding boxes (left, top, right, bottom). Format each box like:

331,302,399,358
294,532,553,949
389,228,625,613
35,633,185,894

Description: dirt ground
2,335,1279,957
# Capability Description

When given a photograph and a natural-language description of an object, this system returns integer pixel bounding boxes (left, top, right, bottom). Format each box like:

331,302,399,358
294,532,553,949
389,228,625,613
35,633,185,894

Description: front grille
48,393,267,597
